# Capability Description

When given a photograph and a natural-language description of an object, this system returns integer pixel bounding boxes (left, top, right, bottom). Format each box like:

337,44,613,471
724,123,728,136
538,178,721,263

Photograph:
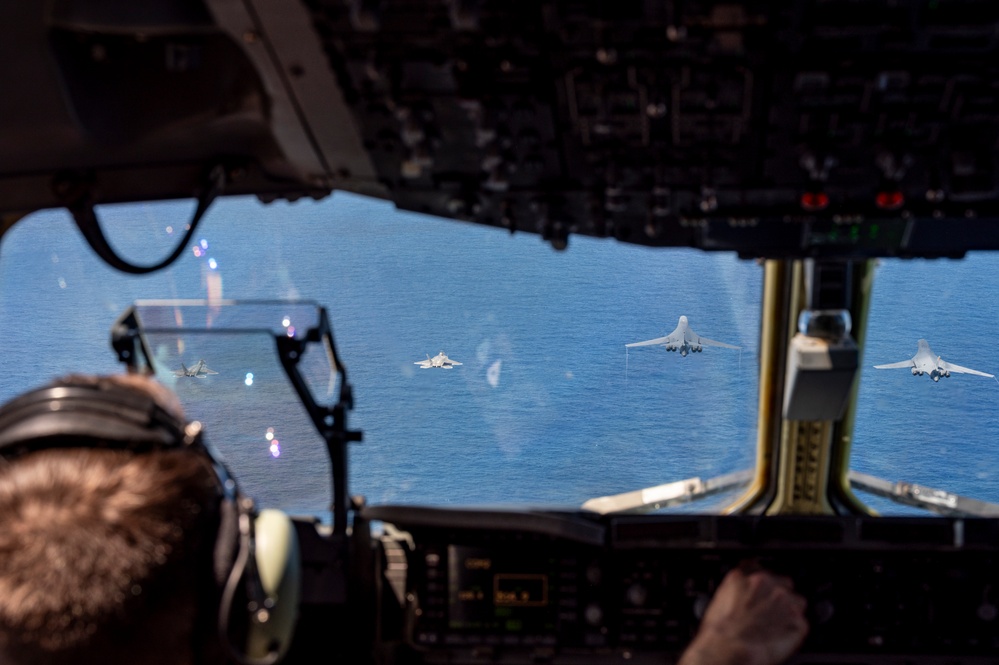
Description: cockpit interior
3,2,999,663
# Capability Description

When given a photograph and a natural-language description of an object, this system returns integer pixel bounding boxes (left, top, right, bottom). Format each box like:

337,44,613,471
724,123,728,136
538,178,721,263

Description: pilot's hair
0,374,221,663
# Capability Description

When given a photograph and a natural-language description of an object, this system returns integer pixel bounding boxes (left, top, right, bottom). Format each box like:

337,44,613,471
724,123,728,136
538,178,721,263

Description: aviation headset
0,376,301,665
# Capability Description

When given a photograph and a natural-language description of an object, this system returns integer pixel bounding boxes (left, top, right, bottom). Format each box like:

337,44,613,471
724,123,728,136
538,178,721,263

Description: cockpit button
472,646,493,659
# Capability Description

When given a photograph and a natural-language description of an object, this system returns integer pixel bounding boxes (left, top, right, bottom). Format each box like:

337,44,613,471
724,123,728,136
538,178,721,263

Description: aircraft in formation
415,352,462,369
873,339,995,382
626,316,741,357
172,360,219,378
623,319,995,387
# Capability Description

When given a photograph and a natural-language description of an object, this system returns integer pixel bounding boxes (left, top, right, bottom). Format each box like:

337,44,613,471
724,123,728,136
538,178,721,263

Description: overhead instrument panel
6,1,999,259
304,0,999,257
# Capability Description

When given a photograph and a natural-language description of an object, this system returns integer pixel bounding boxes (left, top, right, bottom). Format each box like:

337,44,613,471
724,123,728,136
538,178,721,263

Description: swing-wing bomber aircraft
874,339,994,382
626,316,741,357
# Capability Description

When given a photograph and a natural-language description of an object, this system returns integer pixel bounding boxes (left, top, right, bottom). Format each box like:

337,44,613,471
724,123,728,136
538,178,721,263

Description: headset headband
0,380,200,459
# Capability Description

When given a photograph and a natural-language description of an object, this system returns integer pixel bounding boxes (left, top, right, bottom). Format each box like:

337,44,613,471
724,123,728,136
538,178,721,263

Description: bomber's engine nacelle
911,367,919,375
693,345,703,352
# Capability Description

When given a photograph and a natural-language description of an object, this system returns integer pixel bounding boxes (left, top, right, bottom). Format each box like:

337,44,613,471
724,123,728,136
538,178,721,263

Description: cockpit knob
584,603,604,626
626,583,648,607
812,599,835,624
978,602,997,621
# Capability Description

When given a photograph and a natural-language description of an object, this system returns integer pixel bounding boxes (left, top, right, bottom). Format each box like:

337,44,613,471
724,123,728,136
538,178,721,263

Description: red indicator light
875,191,904,210
800,191,829,211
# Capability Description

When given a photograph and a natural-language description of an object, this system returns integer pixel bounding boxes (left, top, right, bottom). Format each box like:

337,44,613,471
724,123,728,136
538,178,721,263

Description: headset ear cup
246,509,301,661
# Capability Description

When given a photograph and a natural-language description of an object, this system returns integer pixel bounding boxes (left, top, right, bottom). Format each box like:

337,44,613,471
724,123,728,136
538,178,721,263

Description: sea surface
2,193,998,518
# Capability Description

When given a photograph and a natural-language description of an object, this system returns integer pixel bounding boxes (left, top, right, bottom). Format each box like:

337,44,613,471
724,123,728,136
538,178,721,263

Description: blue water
1,193,998,516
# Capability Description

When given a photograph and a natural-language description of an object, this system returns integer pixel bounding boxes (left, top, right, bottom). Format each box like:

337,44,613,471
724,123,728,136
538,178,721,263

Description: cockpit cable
58,165,225,275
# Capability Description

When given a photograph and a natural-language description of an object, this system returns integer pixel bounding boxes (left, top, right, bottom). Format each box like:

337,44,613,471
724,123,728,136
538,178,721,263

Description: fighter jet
626,316,740,357
415,352,462,369
873,339,994,382
172,359,219,378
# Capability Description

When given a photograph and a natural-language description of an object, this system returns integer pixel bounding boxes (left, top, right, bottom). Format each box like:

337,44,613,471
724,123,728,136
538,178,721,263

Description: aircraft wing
415,360,432,368
202,367,219,375
625,335,674,348
172,368,188,377
873,360,915,370
693,335,741,350
940,359,995,378
447,360,462,366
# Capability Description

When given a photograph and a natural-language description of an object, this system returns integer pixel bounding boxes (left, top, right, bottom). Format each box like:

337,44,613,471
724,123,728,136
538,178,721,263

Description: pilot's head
0,373,296,665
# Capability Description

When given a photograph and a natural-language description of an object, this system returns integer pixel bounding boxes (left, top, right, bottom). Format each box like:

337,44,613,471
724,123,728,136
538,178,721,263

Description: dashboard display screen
447,545,555,632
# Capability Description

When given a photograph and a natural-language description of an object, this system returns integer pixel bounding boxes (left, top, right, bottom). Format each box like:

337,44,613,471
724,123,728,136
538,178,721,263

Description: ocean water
1,192,998,517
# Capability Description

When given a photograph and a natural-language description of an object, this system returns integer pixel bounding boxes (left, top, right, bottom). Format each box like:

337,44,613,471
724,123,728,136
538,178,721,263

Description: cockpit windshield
2,192,997,515
851,254,999,514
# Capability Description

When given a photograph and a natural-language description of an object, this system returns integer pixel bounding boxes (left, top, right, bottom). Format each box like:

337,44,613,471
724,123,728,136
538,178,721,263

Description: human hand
678,565,808,665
